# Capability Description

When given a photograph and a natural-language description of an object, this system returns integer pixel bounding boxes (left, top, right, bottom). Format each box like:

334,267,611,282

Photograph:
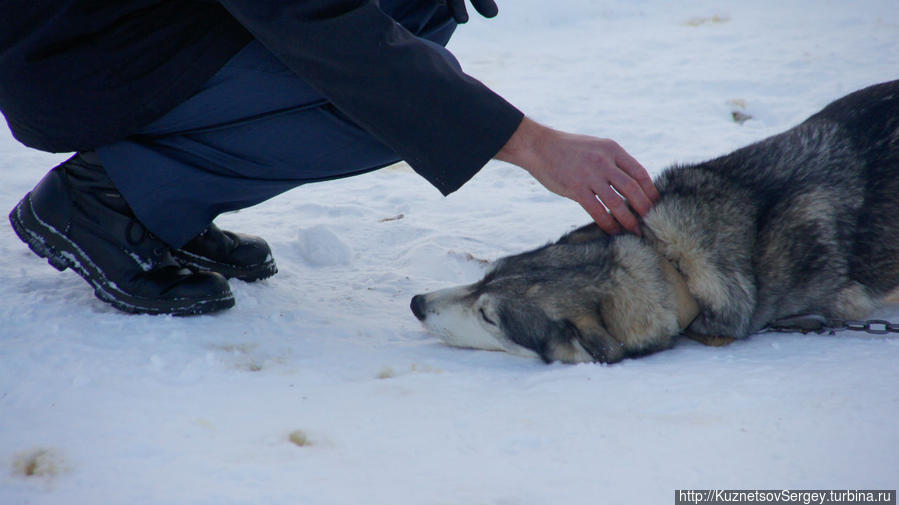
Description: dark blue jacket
0,0,523,195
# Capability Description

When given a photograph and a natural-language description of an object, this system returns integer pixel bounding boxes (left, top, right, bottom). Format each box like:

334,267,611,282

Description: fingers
447,0,498,23
471,0,499,18
615,148,660,203
577,188,643,237
592,183,642,236
576,190,622,235
594,142,659,236
606,167,653,217
584,153,656,235
447,0,469,23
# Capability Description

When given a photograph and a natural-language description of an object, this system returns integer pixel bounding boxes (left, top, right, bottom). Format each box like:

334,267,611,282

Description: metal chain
765,314,899,335
835,319,899,335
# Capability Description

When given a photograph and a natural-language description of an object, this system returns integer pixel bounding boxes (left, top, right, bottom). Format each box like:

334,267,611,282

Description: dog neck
658,257,700,329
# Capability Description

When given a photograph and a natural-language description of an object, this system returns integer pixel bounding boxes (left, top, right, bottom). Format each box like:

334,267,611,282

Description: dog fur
411,79,899,364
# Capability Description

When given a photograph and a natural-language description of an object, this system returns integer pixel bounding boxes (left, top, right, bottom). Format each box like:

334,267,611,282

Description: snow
2,1,898,503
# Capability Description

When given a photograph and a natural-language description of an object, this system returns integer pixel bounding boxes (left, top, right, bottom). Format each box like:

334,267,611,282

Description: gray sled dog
411,79,899,364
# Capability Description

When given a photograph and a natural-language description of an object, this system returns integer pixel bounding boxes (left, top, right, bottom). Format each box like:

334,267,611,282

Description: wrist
495,116,551,171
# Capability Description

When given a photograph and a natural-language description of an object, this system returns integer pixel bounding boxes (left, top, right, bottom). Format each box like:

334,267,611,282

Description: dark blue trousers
97,1,456,248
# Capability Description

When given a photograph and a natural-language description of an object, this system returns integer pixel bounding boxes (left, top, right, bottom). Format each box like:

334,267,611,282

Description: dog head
411,225,690,363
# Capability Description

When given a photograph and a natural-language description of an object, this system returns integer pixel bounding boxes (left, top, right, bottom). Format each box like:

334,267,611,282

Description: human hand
446,0,498,23
496,117,660,235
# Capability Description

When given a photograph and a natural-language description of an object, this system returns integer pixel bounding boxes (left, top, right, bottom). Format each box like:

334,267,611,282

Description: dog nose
410,294,427,321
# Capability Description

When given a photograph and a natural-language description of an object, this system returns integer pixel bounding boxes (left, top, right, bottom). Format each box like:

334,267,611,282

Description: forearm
218,0,522,195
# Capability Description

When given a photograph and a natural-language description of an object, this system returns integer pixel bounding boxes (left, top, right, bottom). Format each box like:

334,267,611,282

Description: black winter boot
8,153,235,315
173,223,277,282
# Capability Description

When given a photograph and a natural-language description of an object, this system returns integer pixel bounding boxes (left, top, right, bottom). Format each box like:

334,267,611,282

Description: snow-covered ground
2,1,898,504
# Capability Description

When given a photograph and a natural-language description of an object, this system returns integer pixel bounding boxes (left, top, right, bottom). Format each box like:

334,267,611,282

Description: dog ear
566,315,624,364
597,263,681,358
569,294,679,364
505,310,608,364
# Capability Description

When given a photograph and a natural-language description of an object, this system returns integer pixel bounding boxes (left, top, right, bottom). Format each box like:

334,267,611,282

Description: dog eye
479,308,497,326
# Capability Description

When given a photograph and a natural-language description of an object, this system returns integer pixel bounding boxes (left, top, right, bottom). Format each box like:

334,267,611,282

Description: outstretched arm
496,117,660,235
218,0,523,195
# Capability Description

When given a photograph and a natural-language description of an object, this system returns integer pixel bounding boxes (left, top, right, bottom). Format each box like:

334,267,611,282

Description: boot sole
9,194,235,316
172,249,278,282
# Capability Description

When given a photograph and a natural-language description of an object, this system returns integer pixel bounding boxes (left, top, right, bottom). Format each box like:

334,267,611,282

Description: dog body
411,80,899,363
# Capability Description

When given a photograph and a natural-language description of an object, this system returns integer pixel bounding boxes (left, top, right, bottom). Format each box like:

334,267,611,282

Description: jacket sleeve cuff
416,99,524,196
